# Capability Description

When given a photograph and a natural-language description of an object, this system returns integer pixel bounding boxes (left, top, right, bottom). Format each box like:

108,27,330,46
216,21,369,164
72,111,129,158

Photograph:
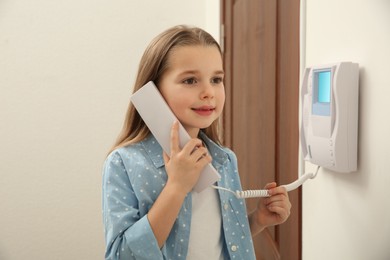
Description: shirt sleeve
102,151,162,260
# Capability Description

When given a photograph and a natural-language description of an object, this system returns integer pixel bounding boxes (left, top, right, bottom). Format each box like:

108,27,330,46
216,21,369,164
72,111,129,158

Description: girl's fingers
189,146,207,158
169,122,203,156
170,121,180,154
193,149,209,162
168,121,209,164
264,182,277,190
267,205,290,220
182,139,203,156
265,195,288,206
268,185,288,196
265,192,291,216
163,152,170,163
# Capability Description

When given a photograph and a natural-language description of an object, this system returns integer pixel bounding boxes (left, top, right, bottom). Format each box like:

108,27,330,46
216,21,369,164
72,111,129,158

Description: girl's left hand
254,182,292,228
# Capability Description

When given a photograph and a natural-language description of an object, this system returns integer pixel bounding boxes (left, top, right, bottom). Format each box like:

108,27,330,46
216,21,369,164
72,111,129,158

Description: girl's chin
183,122,214,133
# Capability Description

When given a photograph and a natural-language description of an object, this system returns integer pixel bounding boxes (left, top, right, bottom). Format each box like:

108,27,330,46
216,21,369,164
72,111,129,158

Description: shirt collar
198,131,229,166
140,131,230,169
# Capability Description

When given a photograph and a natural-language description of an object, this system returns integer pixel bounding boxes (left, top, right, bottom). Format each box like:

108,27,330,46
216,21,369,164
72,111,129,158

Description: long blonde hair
109,25,223,153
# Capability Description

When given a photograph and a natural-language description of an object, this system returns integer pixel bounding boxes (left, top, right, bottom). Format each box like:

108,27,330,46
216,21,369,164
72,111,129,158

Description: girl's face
159,45,225,138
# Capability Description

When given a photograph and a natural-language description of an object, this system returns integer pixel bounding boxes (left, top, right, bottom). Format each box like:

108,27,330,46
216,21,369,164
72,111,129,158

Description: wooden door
221,0,301,259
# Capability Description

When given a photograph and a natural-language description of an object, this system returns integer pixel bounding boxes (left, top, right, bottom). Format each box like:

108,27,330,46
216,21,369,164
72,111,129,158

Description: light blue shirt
102,131,256,259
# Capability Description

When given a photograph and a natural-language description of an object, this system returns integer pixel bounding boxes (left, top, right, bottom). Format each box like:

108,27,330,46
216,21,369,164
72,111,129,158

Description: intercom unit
300,62,359,173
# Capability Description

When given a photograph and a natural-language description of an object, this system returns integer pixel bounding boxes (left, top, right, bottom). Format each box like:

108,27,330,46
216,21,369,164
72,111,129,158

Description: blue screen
317,71,331,103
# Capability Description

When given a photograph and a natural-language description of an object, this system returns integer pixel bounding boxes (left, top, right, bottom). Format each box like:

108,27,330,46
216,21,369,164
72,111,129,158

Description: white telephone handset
130,81,221,192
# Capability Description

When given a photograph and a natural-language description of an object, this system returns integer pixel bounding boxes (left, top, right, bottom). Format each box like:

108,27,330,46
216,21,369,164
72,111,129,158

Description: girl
102,25,291,260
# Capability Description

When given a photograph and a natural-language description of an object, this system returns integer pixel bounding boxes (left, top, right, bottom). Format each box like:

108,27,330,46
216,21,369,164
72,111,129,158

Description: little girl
102,25,291,260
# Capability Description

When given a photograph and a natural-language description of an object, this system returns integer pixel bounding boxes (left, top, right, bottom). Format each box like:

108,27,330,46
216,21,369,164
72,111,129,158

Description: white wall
8,1,389,259
0,1,219,259
302,0,390,259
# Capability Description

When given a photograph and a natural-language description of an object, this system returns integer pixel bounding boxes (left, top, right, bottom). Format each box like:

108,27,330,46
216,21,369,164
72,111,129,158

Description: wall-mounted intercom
300,62,359,173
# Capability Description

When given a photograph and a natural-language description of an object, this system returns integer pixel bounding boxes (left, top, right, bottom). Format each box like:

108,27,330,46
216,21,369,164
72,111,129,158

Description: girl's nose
200,83,214,99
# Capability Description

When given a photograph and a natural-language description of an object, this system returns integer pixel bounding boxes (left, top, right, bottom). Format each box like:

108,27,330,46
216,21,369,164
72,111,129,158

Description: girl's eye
183,78,197,85
211,77,223,84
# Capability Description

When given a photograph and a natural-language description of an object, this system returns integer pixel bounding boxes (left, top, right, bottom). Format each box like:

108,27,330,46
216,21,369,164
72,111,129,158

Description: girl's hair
109,25,223,154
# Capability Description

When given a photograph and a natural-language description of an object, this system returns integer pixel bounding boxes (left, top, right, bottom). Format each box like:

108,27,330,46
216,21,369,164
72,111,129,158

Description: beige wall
0,1,219,259
302,0,390,259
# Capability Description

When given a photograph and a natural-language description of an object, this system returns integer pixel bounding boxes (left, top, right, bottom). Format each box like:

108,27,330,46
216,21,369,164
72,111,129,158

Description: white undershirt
186,186,224,260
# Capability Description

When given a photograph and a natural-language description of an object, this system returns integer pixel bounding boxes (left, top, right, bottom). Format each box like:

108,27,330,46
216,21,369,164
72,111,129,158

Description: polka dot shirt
102,132,256,259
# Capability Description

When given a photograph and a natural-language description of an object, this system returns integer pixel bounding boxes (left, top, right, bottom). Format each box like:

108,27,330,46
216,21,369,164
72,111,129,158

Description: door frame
220,0,301,259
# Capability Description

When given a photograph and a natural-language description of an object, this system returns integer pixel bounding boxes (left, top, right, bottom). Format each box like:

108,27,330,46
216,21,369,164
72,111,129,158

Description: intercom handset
130,81,319,198
300,62,359,172
130,81,221,192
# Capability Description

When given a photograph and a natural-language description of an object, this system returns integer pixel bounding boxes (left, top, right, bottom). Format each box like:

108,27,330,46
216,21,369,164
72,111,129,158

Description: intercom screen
317,70,331,103
312,69,332,116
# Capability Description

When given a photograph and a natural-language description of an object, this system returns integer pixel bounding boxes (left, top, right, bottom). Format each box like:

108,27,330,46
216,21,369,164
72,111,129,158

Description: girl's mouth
192,106,215,116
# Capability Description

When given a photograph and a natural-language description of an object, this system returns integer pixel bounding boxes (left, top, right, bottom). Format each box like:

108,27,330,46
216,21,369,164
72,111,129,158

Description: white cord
211,185,270,198
282,165,320,192
212,166,320,199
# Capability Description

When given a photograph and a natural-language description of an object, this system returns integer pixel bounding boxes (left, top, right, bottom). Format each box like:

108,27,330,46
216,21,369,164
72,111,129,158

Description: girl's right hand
163,121,212,195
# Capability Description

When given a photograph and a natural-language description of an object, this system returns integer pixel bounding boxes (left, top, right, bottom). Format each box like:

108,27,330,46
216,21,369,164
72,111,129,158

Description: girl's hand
254,182,292,229
163,121,212,195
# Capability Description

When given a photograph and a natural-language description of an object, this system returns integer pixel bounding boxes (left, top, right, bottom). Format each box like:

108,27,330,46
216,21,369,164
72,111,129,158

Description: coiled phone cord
212,166,320,199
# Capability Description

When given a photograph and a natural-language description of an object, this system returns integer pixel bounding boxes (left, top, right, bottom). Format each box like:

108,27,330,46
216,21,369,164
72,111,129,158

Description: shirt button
231,245,237,252
224,204,229,210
